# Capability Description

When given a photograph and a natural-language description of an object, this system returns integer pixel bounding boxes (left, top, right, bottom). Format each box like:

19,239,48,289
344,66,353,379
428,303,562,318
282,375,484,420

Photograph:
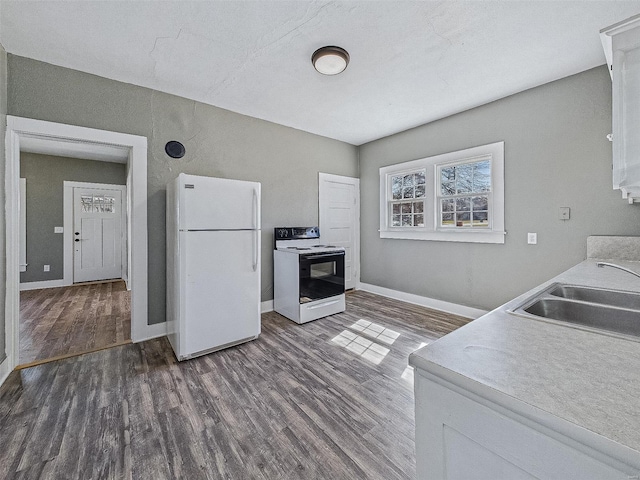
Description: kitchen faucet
596,262,640,280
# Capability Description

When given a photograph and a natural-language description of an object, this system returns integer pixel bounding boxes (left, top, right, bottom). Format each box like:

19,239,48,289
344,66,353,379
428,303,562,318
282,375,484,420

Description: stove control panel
274,226,320,240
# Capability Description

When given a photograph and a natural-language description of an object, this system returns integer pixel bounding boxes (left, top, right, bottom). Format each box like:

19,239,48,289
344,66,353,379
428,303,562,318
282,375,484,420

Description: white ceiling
2,1,640,146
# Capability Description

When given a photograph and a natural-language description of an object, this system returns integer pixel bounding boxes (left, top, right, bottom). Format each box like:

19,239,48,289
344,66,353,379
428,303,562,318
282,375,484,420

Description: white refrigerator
166,173,261,361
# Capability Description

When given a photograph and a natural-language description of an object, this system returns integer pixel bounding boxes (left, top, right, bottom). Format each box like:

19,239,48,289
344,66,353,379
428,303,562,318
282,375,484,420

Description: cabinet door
414,372,635,480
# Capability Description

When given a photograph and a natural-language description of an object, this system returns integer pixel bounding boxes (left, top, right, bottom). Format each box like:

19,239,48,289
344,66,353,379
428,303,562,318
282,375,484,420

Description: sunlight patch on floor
331,330,391,364
349,319,400,345
401,343,430,384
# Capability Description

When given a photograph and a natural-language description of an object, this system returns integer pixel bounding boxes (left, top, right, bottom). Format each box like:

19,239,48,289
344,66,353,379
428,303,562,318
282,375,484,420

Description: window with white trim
438,157,491,229
379,142,505,244
389,170,426,227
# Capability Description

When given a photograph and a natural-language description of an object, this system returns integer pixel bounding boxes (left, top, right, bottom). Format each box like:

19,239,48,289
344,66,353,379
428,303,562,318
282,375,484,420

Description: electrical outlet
559,207,570,221
43,265,50,272
54,226,63,233
527,233,537,245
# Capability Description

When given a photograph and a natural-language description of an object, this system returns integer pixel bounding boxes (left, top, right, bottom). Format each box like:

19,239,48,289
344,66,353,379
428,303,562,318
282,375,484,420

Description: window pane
441,167,455,182
441,199,454,212
415,171,426,185
81,196,92,213
472,196,488,210
392,176,402,199
442,212,454,226
473,160,491,192
456,197,470,211
392,215,401,226
473,211,488,226
403,187,414,199
456,164,472,193
415,185,425,198
414,214,424,226
401,203,412,214
414,201,424,213
403,174,414,187
402,215,412,226
457,212,470,226
392,204,401,215
441,182,455,196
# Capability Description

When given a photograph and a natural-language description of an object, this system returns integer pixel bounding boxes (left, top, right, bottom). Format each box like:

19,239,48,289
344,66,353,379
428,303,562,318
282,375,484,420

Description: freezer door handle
253,188,259,230
253,230,258,272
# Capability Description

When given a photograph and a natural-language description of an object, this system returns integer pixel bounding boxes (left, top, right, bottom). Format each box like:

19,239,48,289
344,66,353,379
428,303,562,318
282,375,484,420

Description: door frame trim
5,116,155,374
64,182,127,287
318,172,360,289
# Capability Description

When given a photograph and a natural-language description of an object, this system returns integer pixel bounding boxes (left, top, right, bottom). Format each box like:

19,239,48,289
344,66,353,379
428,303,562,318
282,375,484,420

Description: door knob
75,239,80,242
75,232,80,235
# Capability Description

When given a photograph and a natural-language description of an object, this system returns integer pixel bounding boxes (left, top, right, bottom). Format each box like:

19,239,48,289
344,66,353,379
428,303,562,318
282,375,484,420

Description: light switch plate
44,265,50,272
559,207,570,220
527,232,537,245
54,226,63,233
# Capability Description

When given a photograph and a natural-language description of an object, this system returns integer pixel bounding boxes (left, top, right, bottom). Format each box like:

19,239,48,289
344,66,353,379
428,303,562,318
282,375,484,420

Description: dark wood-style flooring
19,281,131,367
1,291,470,479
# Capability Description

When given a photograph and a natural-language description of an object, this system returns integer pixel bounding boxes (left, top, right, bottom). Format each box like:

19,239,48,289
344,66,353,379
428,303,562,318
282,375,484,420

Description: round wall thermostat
165,141,186,159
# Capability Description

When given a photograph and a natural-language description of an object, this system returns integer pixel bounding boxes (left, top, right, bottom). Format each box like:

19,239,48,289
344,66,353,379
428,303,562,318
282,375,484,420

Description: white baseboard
133,321,167,343
261,300,274,314
357,282,487,319
20,279,68,291
0,356,13,389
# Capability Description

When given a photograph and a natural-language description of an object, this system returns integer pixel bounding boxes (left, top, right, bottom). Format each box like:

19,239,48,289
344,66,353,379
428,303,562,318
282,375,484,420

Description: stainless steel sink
548,284,640,310
523,298,640,337
510,283,640,340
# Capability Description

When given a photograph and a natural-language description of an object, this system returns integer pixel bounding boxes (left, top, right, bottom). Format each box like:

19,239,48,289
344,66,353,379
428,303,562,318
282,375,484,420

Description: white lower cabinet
414,371,635,480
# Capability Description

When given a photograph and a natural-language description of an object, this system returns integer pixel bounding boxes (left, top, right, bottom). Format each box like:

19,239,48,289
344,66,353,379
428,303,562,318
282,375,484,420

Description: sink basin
524,298,640,337
549,284,640,310
510,283,640,340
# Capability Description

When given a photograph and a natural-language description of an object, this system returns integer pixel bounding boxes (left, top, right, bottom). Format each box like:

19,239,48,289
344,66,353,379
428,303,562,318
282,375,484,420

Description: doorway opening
18,156,129,367
3,116,157,378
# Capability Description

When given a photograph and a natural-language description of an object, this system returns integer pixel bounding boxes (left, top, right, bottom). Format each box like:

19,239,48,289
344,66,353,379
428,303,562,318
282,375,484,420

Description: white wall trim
19,178,26,272
357,282,488,319
0,356,12,389
135,321,167,343
63,181,127,286
20,279,67,291
5,116,150,379
261,300,274,314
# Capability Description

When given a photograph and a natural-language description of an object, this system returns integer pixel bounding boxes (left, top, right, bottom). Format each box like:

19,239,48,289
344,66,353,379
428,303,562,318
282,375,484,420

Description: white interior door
319,173,360,290
73,187,123,283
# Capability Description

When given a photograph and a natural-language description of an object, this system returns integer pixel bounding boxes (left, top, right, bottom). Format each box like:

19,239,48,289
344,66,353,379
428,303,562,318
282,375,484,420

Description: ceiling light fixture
312,46,350,75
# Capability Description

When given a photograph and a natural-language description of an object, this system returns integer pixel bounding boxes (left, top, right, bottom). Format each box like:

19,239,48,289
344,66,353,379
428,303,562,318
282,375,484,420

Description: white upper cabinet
601,14,640,203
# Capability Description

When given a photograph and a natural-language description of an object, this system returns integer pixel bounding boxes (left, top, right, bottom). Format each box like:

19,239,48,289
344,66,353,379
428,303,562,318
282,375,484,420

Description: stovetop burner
274,226,345,255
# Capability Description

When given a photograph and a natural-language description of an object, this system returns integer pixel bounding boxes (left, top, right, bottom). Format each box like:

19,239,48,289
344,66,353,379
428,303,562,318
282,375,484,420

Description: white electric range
273,227,346,324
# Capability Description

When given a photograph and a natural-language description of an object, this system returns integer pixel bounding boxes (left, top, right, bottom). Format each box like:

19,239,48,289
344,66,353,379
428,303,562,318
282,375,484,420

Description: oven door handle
303,253,344,260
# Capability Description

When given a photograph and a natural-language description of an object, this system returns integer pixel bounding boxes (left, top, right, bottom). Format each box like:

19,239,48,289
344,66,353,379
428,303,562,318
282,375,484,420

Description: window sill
380,229,505,244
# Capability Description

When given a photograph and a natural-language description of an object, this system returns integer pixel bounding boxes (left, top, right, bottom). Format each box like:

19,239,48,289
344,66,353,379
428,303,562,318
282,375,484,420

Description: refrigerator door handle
253,230,258,272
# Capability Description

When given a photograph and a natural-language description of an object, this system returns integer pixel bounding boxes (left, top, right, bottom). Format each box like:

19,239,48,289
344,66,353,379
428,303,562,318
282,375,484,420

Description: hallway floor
19,280,131,367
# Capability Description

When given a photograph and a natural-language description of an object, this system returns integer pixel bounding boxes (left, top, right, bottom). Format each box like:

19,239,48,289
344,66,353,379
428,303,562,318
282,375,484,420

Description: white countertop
409,258,640,463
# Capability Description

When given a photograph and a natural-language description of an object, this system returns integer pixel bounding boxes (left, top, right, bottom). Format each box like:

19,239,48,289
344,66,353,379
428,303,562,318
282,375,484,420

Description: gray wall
359,66,640,311
19,153,126,283
7,55,359,324
0,44,7,361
